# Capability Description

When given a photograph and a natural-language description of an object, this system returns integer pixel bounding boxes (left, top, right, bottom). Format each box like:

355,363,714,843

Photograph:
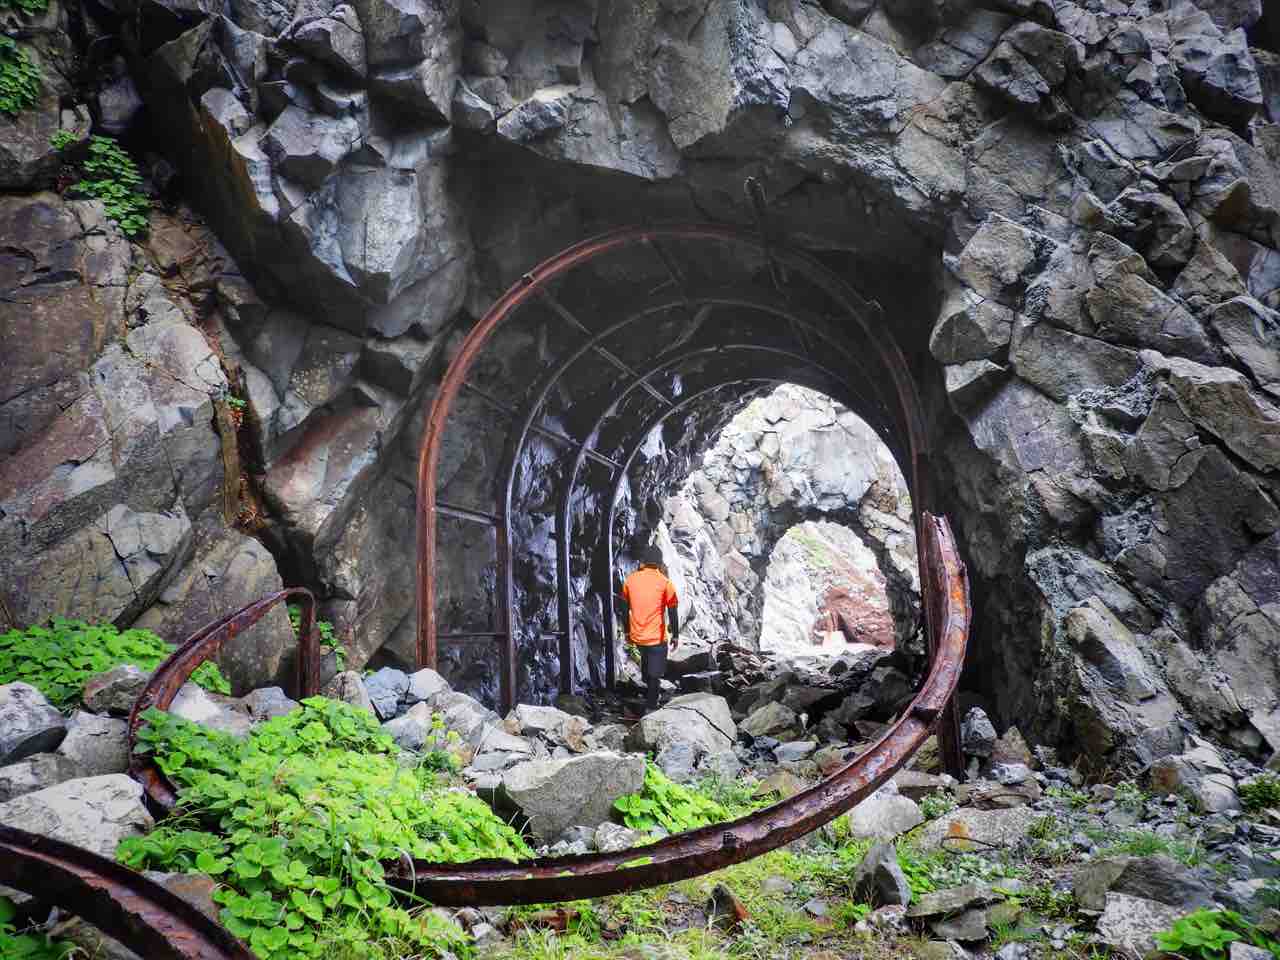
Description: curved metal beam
129,588,319,813
389,512,967,905
417,224,928,707
554,344,858,693
0,825,254,960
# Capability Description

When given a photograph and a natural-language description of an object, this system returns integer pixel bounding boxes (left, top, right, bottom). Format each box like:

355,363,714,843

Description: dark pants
639,643,667,711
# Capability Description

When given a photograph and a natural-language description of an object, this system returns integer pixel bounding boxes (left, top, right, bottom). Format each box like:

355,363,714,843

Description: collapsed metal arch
416,224,933,708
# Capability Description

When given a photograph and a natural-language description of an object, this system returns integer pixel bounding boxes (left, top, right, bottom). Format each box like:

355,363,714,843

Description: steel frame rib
536,288,674,409
129,588,321,813
463,380,622,471
0,825,255,960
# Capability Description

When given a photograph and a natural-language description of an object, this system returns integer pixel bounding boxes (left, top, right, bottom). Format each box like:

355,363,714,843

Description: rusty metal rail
0,825,254,960
129,587,320,813
387,512,969,905
116,514,966,913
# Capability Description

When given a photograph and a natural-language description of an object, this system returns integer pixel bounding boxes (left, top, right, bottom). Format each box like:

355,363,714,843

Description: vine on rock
0,35,41,116
67,136,151,238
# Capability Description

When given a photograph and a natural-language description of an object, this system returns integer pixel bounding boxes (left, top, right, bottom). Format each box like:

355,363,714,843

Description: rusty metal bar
391,513,968,905
437,501,500,525
463,380,622,471
0,825,254,960
536,288,674,409
129,587,320,813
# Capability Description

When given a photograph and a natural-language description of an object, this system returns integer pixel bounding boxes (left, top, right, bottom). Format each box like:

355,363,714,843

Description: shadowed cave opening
400,221,959,726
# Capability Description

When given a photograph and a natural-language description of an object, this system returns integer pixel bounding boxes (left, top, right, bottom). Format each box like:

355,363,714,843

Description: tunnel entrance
413,220,945,731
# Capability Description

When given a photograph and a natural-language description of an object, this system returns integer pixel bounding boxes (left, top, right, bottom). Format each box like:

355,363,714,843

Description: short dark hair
641,544,665,567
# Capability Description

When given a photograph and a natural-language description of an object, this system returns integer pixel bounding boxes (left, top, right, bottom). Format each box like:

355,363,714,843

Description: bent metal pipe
122,515,965,912
127,587,321,813
0,825,254,960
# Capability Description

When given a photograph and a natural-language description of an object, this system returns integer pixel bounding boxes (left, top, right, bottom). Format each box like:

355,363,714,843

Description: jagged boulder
497,753,645,842
55,711,130,777
627,693,736,757
0,683,66,766
0,775,153,858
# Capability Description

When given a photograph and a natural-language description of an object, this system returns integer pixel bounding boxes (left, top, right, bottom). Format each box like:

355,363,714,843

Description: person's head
640,545,664,569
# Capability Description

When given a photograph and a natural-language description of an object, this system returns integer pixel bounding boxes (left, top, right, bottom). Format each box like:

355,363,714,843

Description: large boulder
914,805,1040,851
82,666,151,717
852,840,912,906
845,782,925,840
0,683,66,765
0,774,153,858
1073,856,1216,912
627,693,736,757
1095,893,1185,959
55,711,130,777
498,752,646,842
1148,739,1240,812
170,684,254,737
740,701,802,740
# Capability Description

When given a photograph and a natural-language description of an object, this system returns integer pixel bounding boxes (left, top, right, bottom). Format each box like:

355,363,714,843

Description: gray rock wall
4,0,1280,770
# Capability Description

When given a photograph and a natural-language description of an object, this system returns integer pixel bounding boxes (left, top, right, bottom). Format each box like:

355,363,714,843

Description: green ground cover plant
614,763,734,833
0,897,73,959
120,698,530,959
919,789,958,820
288,603,345,669
0,0,49,13
0,619,229,710
69,136,150,237
1239,774,1280,813
1099,828,1205,867
0,36,41,116
1155,909,1280,960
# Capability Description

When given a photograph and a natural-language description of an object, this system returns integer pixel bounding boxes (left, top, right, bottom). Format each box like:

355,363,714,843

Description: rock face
4,0,1280,774
658,385,920,658
498,752,645,842
0,194,292,694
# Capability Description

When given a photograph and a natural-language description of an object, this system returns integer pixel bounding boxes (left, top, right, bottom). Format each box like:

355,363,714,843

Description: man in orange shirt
620,545,680,712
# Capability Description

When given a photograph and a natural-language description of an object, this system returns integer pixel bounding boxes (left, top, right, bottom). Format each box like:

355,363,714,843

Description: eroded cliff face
4,0,1280,769
654,384,918,657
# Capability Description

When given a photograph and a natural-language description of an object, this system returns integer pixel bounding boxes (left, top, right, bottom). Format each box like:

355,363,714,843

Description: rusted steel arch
129,588,320,813
505,283,902,460
416,223,931,707
594,373,855,688
0,825,254,960
555,345,859,693
387,512,967,905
